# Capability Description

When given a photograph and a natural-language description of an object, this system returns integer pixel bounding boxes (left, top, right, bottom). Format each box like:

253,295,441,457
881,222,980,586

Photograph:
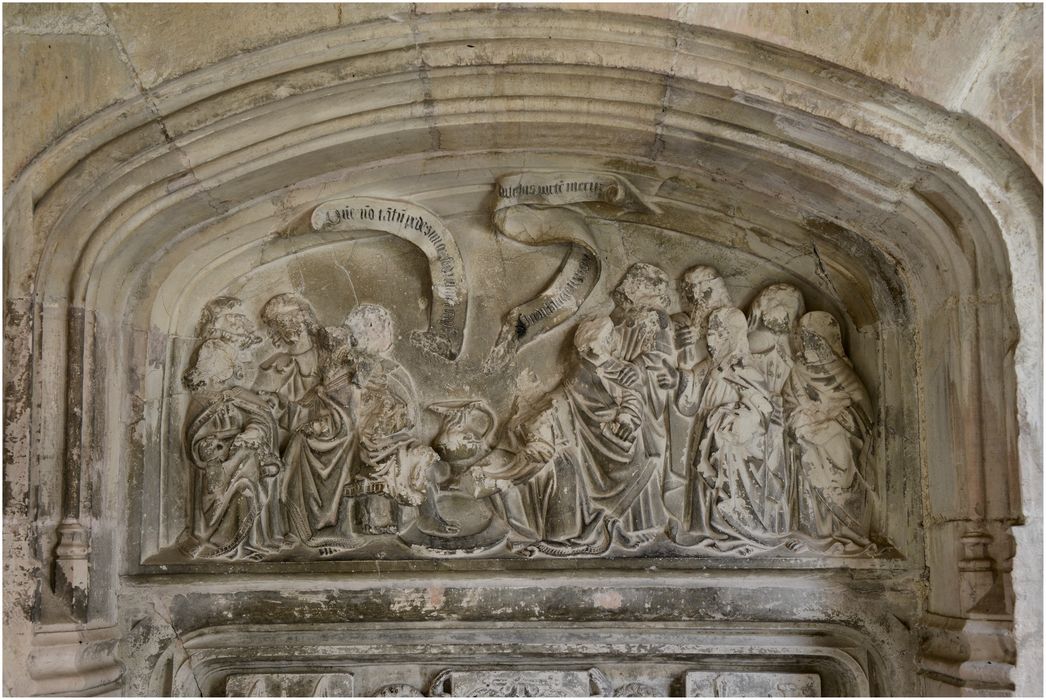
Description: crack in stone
98,5,228,220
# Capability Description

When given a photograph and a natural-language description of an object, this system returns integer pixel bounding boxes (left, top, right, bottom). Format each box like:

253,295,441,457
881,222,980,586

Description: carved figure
690,307,775,544
173,256,882,562
608,263,678,541
342,304,438,534
278,341,358,545
671,266,733,524
470,316,649,552
746,283,805,535
255,293,329,438
179,298,283,560
784,311,874,551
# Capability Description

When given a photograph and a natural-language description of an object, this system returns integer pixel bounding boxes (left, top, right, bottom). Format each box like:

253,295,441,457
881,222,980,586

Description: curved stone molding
3,8,1039,697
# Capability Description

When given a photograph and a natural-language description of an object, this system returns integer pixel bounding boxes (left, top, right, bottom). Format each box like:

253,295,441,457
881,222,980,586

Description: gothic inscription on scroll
174,174,883,562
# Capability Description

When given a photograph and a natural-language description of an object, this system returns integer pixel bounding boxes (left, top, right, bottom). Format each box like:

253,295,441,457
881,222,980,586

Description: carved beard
271,323,303,348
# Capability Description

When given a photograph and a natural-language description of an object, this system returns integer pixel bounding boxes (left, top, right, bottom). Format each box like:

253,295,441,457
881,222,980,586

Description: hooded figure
784,311,874,551
746,283,805,535
690,307,775,543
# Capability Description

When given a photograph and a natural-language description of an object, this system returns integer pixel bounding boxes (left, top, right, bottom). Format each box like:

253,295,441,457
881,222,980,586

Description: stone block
225,672,354,697
685,671,821,697
2,33,139,184
103,3,342,88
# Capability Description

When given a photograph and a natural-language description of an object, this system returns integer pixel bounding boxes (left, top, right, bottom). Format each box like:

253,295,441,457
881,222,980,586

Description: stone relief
225,673,355,697
220,669,823,697
429,669,611,697
174,177,884,563
684,671,820,697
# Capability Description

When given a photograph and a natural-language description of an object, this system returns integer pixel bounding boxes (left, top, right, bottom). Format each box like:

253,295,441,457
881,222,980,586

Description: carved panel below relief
684,671,820,697
160,174,891,565
429,669,609,697
225,673,355,697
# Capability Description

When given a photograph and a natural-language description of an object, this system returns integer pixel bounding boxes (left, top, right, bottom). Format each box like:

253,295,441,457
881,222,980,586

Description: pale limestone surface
3,3,1042,184
2,4,1041,698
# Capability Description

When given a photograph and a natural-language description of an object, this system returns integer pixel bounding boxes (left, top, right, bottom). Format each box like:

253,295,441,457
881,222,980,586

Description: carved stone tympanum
6,7,1038,698
168,174,887,564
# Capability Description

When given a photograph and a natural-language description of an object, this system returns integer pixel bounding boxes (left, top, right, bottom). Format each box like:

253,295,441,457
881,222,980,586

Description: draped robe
692,352,775,542
181,387,282,559
473,353,645,548
610,308,676,534
783,355,873,548
749,338,795,535
279,378,357,541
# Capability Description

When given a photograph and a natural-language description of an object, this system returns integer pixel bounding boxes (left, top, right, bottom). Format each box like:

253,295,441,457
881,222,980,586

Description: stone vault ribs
167,174,889,565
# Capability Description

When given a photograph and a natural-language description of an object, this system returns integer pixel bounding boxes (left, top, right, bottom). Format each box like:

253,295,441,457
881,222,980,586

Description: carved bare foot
784,538,803,552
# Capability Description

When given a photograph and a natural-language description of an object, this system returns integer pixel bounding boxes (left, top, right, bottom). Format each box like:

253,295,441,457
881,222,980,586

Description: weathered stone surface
961,3,1044,179
685,670,820,697
1,29,139,184
225,672,354,697
2,5,1040,699
103,3,341,88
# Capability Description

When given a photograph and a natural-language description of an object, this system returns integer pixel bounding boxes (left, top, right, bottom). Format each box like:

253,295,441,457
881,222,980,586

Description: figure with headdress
746,283,805,535
783,311,875,552
691,307,775,545
179,297,284,560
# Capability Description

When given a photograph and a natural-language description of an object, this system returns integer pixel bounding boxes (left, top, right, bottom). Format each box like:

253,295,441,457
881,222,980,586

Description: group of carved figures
179,263,877,561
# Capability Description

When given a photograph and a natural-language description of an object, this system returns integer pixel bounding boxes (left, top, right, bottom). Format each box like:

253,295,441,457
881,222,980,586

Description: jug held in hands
428,400,498,468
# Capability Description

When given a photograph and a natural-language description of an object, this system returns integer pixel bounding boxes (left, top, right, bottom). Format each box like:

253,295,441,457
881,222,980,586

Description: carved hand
654,365,676,389
676,324,697,347
604,358,640,388
524,439,555,464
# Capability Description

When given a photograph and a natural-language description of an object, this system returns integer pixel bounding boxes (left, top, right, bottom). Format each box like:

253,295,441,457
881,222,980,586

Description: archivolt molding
4,9,1040,696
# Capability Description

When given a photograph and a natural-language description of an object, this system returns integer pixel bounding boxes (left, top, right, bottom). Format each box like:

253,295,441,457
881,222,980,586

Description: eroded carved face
197,435,229,463
573,316,615,359
798,311,845,364
261,293,319,348
706,307,749,362
265,311,309,347
213,313,262,350
685,279,731,310
681,266,730,310
612,263,670,311
749,284,804,334
345,303,394,357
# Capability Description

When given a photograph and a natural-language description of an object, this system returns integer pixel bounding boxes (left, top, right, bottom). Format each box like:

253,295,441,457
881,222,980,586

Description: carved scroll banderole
485,172,660,371
311,196,468,360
